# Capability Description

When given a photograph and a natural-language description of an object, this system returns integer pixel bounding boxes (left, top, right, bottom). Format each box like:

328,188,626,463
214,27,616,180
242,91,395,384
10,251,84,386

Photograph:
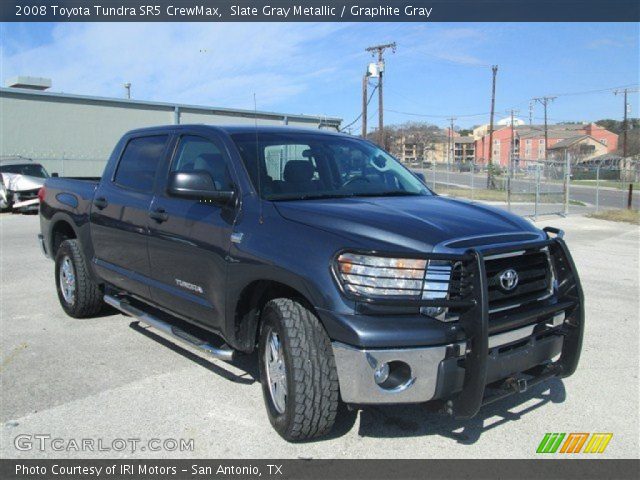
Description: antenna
253,93,264,224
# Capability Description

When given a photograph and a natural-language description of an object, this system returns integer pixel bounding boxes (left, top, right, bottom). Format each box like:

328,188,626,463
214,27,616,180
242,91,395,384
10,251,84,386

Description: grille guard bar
334,237,556,308
334,229,584,418
451,231,584,418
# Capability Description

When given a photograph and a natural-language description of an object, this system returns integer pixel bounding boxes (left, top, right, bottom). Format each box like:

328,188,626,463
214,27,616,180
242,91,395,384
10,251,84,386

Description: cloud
587,38,625,49
1,23,346,109
398,25,489,67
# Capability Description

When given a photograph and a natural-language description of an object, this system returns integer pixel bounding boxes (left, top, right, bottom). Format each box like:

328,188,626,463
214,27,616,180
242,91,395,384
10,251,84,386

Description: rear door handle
149,208,169,223
93,197,108,209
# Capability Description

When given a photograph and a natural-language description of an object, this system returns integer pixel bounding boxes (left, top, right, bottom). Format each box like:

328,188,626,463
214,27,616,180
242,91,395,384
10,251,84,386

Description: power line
385,108,491,119
549,83,639,98
340,83,378,132
373,81,640,132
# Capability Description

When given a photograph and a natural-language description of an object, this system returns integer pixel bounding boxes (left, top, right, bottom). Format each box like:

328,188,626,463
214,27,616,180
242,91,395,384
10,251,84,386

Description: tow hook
507,377,528,393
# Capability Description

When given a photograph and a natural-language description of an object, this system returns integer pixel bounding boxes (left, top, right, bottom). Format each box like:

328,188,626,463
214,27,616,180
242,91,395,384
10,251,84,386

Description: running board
104,295,234,361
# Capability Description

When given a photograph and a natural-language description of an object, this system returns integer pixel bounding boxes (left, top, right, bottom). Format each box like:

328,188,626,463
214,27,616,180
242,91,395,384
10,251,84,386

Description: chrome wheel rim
265,329,287,414
59,256,76,305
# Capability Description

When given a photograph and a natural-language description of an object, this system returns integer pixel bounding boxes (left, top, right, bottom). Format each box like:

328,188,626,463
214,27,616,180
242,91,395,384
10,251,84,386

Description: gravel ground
0,212,638,459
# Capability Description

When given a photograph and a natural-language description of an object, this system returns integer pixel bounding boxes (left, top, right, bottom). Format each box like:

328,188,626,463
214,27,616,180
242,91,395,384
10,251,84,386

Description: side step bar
104,295,234,361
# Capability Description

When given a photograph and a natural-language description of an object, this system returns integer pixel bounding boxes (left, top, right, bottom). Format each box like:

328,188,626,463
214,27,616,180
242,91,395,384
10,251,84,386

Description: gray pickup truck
39,125,584,441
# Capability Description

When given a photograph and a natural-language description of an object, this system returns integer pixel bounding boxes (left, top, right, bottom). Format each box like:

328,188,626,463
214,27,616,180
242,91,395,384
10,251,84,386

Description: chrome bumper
332,312,565,405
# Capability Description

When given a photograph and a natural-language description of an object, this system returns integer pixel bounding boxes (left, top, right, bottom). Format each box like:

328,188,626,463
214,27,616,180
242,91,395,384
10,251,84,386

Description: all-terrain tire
55,239,103,318
258,298,340,441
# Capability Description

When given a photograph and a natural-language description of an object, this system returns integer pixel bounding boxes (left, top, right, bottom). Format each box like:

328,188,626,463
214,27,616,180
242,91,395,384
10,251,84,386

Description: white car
0,158,50,213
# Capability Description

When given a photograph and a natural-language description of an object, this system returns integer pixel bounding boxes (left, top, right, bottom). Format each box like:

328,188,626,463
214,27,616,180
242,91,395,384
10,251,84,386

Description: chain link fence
4,155,638,217
415,157,639,218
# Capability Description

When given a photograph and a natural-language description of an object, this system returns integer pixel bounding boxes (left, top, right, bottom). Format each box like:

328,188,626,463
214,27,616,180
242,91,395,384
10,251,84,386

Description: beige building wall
0,88,340,176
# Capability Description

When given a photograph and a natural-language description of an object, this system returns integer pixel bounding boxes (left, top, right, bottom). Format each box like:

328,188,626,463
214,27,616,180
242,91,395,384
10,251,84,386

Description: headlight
336,253,427,297
335,252,455,310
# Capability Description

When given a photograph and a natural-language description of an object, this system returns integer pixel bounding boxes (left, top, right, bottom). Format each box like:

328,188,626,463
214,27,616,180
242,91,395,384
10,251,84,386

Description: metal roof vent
5,76,52,90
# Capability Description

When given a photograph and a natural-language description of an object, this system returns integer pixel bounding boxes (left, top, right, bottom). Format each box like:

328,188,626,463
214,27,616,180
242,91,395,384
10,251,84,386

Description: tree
369,121,444,159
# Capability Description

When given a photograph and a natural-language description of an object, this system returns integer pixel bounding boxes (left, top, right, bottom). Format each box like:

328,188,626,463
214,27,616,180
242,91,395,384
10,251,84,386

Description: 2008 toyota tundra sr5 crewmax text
38,125,584,441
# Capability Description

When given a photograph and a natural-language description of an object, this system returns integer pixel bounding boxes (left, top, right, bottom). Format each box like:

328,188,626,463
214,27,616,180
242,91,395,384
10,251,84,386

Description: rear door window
114,135,168,192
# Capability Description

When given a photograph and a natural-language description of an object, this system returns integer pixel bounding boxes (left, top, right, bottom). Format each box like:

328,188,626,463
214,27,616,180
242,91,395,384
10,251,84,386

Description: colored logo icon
537,433,613,454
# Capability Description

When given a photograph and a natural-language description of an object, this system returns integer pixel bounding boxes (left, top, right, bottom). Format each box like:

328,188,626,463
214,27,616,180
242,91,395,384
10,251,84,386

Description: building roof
516,126,579,139
454,136,475,144
0,86,342,126
547,135,603,149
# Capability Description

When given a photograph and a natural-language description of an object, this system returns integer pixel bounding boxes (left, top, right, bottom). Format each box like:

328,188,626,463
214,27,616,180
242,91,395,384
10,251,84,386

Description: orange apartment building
474,123,618,165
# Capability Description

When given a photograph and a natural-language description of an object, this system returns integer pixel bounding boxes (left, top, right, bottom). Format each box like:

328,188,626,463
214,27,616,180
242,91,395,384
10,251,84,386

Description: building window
493,140,500,157
537,139,545,159
526,139,532,145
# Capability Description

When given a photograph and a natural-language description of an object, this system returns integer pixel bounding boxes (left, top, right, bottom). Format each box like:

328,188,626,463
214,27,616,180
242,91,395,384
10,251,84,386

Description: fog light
420,306,445,318
373,362,390,385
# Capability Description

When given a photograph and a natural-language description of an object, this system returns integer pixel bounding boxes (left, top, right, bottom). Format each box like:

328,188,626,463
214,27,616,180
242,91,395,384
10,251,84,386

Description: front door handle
93,197,108,209
149,208,169,223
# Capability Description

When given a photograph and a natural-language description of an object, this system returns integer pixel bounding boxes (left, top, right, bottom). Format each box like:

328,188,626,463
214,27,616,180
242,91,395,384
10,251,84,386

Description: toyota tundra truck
39,125,584,441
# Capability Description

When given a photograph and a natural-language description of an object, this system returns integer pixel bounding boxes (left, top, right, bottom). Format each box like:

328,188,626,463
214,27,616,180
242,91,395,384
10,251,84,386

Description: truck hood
274,195,543,252
1,172,45,192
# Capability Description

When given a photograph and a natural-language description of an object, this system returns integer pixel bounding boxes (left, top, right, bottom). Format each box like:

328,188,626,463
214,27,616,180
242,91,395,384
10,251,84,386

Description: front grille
484,249,553,313
14,188,40,200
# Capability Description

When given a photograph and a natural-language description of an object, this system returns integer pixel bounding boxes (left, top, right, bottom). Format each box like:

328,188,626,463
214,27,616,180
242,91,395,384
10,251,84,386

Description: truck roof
124,124,347,138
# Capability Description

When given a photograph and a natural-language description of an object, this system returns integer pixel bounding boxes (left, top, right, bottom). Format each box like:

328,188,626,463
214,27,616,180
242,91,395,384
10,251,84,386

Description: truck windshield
0,163,49,178
231,132,431,200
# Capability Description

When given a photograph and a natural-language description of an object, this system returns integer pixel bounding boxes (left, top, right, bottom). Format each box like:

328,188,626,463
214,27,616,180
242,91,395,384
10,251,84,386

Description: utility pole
448,117,457,165
533,96,556,162
506,109,519,211
366,42,396,147
124,82,131,99
507,109,520,174
361,74,368,138
528,101,534,125
487,65,498,189
614,88,639,158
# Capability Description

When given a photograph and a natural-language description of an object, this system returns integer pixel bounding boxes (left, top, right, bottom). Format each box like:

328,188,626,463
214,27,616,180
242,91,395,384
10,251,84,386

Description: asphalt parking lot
1,212,638,459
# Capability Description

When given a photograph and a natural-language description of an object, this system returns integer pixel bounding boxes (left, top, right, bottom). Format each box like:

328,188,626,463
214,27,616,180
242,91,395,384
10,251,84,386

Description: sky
1,22,638,130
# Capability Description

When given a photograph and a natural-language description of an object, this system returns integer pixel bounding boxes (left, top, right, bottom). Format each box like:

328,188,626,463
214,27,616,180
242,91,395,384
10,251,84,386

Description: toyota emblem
499,268,519,291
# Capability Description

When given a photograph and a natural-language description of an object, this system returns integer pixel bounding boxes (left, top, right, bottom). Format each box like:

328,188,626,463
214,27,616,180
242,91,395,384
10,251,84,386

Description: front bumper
331,230,584,416
333,311,565,404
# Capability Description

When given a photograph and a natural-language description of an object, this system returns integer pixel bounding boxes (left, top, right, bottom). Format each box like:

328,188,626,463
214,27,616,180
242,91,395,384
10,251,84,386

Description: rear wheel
55,239,103,318
258,298,339,441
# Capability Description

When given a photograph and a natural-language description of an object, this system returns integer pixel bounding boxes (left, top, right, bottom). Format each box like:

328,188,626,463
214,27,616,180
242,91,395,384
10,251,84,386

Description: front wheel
55,239,103,318
258,298,340,441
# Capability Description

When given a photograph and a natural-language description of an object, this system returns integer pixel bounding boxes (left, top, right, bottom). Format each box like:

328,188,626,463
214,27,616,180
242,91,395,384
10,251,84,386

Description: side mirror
167,171,234,204
51,172,59,177
412,170,426,184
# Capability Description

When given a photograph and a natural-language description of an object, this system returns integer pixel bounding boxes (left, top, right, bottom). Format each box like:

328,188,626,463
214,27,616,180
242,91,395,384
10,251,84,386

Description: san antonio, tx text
16,463,283,477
